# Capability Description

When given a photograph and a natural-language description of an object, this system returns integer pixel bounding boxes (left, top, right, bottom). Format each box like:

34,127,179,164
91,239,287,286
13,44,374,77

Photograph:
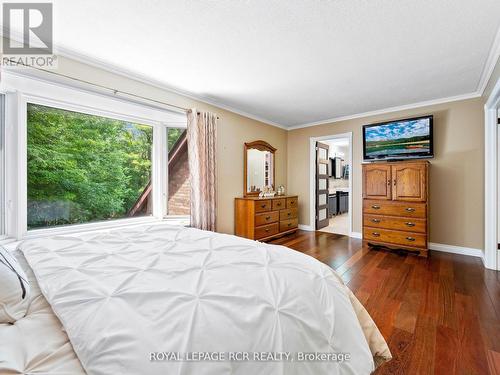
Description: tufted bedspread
13,222,390,375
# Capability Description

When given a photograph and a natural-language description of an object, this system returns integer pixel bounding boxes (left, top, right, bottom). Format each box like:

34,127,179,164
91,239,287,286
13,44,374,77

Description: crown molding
64,46,488,132
1,29,287,129
53,46,288,130
2,28,498,132
477,25,500,95
289,24,500,130
287,91,482,130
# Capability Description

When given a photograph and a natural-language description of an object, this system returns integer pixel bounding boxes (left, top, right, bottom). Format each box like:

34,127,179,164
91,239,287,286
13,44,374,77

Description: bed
0,223,390,374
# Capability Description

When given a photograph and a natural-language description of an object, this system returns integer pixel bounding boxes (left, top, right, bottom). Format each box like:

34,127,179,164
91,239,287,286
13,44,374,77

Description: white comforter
20,223,376,375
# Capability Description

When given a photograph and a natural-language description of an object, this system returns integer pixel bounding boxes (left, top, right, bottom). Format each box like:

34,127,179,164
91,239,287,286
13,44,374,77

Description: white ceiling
15,1,500,127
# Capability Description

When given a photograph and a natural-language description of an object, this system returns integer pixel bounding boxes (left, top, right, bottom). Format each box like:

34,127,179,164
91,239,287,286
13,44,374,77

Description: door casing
308,132,353,236
485,75,500,270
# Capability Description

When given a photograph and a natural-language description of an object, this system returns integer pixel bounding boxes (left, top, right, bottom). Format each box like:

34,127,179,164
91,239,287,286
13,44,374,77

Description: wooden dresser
362,161,429,257
235,195,299,241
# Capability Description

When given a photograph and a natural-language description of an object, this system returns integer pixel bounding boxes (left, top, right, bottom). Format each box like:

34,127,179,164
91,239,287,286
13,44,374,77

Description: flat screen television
363,115,433,161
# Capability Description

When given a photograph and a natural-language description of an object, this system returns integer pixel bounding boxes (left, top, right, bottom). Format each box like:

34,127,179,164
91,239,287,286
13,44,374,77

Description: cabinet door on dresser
363,164,392,200
391,164,427,202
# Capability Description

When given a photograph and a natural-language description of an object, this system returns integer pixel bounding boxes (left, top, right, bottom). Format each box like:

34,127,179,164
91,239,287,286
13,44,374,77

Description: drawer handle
405,222,415,227
372,232,380,237
276,203,281,207
290,201,295,205
261,204,267,208
371,218,381,223
287,223,292,227
265,216,271,220
287,212,291,216
406,237,416,242
405,207,415,212
265,229,270,232
372,205,380,210
387,180,391,186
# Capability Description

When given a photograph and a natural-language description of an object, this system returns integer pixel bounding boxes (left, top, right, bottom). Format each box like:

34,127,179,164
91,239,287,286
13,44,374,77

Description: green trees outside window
27,104,153,229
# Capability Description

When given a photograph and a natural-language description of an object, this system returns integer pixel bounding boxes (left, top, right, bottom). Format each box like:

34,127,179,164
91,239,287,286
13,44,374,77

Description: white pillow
0,246,30,323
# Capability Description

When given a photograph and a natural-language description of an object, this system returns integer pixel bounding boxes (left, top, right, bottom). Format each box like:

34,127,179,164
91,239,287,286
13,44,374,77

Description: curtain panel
187,109,218,231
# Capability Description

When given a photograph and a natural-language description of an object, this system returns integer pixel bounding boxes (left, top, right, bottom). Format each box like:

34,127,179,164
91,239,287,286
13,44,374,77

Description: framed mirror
244,140,276,196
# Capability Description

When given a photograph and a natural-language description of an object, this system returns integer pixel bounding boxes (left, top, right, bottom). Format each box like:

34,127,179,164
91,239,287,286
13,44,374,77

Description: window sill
22,216,190,241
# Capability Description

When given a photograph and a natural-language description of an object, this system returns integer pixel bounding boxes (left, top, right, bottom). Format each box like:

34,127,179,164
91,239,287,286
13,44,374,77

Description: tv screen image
363,115,433,160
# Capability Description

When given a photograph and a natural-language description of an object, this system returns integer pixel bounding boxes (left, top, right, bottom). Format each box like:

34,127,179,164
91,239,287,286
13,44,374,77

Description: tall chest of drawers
362,161,429,257
235,195,299,241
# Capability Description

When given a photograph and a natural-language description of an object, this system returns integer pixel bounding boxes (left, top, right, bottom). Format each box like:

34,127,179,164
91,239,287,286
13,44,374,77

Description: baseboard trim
350,232,362,239
298,224,314,231
297,229,483,259
428,242,483,259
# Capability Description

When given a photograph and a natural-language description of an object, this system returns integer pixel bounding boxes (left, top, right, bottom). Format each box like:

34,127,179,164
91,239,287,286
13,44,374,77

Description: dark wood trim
127,184,152,216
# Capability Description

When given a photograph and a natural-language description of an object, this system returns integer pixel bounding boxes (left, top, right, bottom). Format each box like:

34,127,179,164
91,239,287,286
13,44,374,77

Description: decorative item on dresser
362,160,429,257
235,196,299,241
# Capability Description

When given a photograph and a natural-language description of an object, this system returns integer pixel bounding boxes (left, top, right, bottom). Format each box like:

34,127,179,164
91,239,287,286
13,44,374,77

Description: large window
2,72,189,239
0,95,5,238
27,104,153,229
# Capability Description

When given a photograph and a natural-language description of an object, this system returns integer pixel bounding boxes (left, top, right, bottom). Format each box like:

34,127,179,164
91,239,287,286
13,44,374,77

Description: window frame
0,94,5,241
1,70,188,240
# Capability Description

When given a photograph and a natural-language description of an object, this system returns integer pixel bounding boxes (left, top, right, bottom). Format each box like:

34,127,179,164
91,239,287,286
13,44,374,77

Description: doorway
310,133,352,236
485,75,500,270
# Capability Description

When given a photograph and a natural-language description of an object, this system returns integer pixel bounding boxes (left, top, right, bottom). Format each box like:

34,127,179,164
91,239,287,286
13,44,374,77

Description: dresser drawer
272,199,286,210
255,211,279,226
364,215,426,233
280,218,298,232
280,208,298,221
363,200,426,218
363,227,426,248
286,197,298,208
255,223,279,239
254,200,271,213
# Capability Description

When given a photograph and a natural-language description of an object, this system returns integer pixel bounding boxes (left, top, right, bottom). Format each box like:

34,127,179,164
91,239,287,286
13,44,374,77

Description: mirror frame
244,140,277,197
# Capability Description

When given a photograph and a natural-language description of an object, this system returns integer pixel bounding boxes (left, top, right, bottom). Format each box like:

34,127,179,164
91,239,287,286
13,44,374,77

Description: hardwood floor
270,231,500,375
